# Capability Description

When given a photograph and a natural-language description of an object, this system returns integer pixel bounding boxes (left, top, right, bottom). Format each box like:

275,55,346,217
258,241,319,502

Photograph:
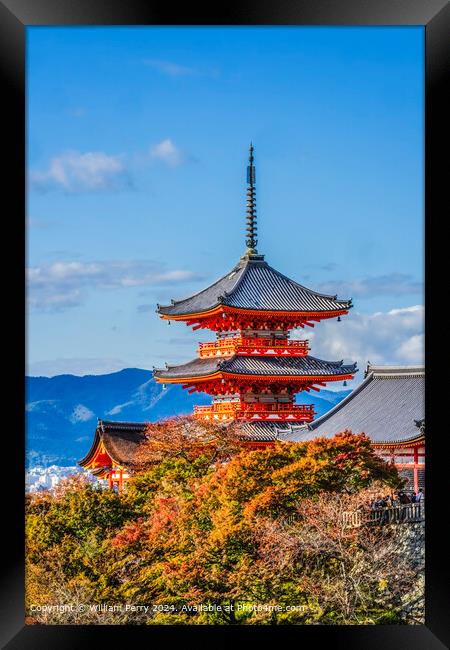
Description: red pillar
108,472,113,489
413,447,419,493
119,469,123,493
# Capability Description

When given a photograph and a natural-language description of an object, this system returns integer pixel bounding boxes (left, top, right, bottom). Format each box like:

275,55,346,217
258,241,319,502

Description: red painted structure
154,146,357,433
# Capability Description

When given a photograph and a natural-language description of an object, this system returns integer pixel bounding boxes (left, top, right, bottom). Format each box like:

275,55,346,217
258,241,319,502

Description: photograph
25,24,426,626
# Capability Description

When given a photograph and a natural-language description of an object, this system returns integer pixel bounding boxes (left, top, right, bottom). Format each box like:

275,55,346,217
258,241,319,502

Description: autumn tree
100,432,402,624
244,488,416,624
135,415,242,465
26,427,417,626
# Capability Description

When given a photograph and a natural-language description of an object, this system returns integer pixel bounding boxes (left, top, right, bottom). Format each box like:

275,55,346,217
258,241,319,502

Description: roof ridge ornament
244,143,263,259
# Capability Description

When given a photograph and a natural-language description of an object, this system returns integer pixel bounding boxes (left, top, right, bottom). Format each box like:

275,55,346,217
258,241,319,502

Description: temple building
78,145,424,492
282,364,425,493
153,144,357,442
78,420,147,491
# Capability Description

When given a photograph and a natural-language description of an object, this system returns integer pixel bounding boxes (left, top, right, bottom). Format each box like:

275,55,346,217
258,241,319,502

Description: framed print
1,0,449,647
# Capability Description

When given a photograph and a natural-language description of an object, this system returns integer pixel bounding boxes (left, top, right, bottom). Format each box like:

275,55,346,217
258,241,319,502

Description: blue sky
27,26,424,380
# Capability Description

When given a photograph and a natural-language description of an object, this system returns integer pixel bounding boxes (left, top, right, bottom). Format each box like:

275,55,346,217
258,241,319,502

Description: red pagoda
154,145,357,442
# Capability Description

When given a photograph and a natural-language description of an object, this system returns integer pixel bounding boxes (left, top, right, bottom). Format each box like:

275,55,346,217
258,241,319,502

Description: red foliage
111,518,146,548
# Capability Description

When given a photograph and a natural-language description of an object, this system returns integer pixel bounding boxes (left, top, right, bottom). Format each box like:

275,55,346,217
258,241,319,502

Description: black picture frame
2,0,448,646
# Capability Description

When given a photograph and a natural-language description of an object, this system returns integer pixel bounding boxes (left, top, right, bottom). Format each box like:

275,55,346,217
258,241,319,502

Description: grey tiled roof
236,421,293,441
99,420,148,433
225,356,357,377
158,256,351,316
154,355,357,380
154,357,220,380
281,365,425,445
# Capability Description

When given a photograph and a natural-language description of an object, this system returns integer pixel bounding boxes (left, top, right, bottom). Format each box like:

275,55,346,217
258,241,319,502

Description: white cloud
316,273,423,299
143,59,194,77
31,150,129,193
397,333,424,363
293,305,424,386
150,139,183,167
70,404,95,423
26,260,202,311
31,140,189,192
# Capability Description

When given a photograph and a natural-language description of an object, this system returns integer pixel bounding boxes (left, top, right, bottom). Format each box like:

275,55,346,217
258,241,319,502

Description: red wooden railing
193,401,315,421
198,336,309,358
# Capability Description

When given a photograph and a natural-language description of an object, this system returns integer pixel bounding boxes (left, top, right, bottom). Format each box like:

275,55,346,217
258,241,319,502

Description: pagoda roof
78,419,148,469
276,364,425,445
237,421,292,441
157,255,352,318
154,355,357,381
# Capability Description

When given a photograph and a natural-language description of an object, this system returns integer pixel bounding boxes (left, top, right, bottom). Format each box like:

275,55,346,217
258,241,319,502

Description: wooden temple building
282,364,425,493
78,146,424,492
153,144,357,441
78,420,147,491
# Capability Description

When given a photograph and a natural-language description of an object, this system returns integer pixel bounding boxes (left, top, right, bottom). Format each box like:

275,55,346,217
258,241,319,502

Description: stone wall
389,513,425,624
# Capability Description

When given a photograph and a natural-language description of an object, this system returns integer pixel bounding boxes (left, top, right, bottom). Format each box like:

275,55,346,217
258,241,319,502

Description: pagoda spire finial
245,142,258,256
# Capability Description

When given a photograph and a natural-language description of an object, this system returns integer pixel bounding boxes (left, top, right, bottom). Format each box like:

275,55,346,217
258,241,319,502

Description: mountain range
26,368,351,467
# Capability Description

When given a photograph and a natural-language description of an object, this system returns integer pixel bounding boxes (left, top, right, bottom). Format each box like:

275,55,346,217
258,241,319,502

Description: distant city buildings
25,465,85,493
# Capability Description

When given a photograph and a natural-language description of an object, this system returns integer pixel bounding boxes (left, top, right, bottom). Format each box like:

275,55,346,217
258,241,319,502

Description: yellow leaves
243,486,287,519
26,424,405,624
209,508,238,541
272,456,327,482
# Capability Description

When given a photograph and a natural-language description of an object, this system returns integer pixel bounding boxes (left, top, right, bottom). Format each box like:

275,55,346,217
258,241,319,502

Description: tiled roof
158,256,351,316
280,365,425,445
236,421,293,441
225,356,357,377
155,357,219,380
154,355,357,380
78,419,148,468
79,366,423,461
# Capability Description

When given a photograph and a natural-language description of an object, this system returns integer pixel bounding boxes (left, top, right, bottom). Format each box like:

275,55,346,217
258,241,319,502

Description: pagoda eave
154,371,222,385
371,435,425,449
159,304,350,327
154,371,355,386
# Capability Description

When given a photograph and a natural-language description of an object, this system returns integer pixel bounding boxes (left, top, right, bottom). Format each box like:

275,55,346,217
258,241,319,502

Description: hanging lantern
337,316,341,322
343,380,347,387
162,383,167,390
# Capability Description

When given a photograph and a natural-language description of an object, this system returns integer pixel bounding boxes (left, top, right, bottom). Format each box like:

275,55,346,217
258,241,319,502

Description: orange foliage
135,416,242,465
